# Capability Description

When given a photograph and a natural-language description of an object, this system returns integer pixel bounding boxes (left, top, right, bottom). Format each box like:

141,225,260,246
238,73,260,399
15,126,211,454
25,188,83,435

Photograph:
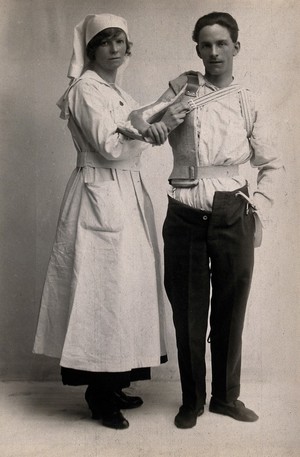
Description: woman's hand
129,96,190,144
144,122,169,145
161,99,190,132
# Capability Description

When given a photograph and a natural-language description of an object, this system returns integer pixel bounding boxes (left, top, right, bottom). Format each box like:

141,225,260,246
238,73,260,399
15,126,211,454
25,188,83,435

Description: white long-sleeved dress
33,70,167,372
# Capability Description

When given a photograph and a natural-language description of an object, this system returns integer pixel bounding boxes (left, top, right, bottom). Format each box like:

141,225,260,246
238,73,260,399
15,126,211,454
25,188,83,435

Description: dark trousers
163,185,255,411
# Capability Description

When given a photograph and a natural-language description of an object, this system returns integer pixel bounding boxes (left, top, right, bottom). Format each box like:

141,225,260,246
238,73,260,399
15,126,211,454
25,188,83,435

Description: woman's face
93,31,127,74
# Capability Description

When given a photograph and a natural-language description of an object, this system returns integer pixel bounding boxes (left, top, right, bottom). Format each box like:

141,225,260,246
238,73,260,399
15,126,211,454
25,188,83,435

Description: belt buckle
169,179,199,188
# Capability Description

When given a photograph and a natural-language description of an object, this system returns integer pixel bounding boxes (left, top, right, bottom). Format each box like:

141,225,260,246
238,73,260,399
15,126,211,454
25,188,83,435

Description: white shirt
168,73,283,217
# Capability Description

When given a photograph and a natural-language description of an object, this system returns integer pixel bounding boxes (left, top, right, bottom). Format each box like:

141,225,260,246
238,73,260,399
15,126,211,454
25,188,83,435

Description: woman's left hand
144,122,169,145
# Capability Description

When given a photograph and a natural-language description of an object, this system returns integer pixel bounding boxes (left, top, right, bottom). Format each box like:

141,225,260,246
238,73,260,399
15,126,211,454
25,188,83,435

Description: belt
169,165,239,187
77,150,141,171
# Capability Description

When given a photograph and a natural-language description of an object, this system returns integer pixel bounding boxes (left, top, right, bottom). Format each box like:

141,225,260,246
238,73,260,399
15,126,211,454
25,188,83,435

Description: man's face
196,24,240,80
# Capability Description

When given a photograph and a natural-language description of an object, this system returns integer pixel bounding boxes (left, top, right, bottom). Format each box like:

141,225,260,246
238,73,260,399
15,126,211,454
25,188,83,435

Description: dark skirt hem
61,355,167,387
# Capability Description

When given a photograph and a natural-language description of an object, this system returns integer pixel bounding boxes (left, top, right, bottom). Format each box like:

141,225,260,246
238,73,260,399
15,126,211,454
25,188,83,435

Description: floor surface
0,380,299,457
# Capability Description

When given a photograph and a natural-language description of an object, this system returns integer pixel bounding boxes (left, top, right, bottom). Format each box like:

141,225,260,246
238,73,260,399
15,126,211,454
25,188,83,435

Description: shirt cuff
252,192,272,226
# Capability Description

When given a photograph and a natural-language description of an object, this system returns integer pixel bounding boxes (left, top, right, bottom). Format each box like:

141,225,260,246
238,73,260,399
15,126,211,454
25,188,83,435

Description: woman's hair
192,12,239,43
86,27,132,61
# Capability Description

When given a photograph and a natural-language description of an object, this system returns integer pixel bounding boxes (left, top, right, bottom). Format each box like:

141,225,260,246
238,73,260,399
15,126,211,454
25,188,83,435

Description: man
130,11,283,429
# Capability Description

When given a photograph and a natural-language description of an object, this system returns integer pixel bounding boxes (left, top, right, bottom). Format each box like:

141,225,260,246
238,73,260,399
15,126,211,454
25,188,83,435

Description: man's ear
196,44,202,59
233,41,241,56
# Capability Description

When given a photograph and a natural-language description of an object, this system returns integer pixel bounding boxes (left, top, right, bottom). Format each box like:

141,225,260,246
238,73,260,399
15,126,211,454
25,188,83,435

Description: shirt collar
198,72,236,90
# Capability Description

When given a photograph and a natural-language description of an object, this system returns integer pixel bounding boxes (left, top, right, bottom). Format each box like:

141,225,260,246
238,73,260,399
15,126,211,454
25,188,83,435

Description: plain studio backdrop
0,0,299,430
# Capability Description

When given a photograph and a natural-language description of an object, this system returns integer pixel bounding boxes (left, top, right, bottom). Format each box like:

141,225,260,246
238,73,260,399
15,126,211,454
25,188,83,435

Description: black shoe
102,410,129,430
114,390,143,409
174,405,204,429
85,387,142,419
209,398,259,422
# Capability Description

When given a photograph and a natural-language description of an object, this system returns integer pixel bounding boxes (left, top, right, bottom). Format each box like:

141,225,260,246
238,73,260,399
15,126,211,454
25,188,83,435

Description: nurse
33,13,168,430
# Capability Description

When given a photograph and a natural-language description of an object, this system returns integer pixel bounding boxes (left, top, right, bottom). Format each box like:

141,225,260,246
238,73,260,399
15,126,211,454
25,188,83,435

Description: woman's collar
80,69,115,87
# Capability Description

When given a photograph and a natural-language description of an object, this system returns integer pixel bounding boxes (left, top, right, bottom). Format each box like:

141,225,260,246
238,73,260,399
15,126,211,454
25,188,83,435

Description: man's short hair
192,12,239,43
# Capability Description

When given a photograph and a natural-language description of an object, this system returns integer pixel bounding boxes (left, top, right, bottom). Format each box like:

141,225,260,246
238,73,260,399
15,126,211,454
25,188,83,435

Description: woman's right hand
144,121,169,145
